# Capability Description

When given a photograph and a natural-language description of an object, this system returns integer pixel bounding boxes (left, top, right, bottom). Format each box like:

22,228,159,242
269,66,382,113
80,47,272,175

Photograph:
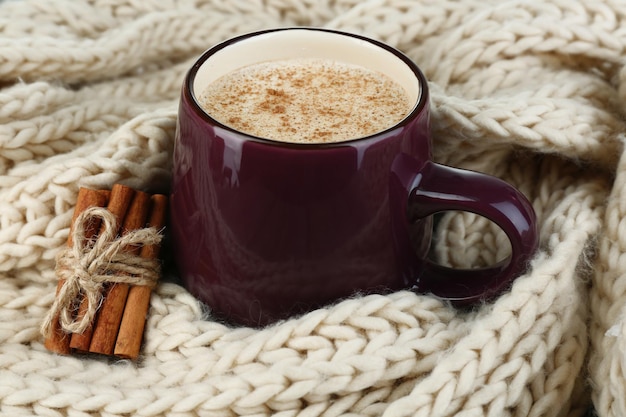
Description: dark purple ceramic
170,28,538,327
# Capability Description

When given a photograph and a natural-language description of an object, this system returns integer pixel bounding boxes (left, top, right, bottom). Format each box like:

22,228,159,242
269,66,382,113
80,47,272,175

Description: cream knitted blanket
1,0,625,416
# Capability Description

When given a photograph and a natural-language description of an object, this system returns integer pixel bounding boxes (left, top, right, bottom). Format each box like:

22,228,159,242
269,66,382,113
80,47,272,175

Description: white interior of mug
192,28,421,110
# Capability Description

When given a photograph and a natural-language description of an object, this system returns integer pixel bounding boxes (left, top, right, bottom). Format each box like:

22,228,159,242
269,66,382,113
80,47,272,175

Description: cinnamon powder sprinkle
198,59,413,143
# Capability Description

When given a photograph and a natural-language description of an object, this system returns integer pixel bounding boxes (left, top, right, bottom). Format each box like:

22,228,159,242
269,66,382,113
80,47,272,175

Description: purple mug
170,28,538,327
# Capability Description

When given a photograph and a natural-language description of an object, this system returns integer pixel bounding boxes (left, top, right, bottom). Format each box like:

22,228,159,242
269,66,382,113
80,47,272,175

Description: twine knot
41,206,163,338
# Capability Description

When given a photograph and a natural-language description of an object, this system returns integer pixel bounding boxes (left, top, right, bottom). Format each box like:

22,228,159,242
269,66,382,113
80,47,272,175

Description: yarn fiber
0,1,625,416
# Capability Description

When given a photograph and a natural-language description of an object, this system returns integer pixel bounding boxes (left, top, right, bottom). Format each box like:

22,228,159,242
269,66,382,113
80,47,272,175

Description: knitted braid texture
0,0,624,416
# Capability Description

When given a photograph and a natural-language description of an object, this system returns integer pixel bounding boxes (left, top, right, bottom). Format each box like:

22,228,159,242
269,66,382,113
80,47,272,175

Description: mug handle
392,154,539,305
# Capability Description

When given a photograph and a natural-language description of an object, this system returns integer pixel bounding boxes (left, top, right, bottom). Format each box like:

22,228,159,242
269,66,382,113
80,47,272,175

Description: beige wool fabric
1,0,625,416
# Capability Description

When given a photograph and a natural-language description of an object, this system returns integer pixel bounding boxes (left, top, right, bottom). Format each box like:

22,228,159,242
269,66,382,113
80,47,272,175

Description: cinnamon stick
69,184,135,352
88,191,151,355
44,188,110,354
114,194,168,359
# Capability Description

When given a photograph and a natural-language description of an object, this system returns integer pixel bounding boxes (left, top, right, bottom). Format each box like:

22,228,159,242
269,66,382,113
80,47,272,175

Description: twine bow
41,206,163,338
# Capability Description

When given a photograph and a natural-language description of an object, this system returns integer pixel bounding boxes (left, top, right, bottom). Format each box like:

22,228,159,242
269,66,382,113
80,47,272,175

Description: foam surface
199,59,412,143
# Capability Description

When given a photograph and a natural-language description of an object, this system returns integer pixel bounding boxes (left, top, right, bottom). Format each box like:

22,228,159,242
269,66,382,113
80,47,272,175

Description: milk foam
198,59,413,143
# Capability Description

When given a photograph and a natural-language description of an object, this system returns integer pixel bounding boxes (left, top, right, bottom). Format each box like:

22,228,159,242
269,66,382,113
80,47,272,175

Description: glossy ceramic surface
170,28,538,327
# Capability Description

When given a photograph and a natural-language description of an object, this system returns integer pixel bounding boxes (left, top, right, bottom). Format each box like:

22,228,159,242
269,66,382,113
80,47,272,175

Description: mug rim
184,27,429,148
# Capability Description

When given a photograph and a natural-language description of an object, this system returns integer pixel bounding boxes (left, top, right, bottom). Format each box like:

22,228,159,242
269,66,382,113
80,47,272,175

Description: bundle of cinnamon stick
43,184,168,360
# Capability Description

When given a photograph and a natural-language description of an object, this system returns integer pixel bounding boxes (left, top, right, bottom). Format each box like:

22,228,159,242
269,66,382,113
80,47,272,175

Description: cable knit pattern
0,0,624,416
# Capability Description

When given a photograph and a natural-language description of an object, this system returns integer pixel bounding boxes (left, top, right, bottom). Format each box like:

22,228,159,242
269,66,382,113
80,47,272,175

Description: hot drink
172,28,538,327
198,58,413,143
